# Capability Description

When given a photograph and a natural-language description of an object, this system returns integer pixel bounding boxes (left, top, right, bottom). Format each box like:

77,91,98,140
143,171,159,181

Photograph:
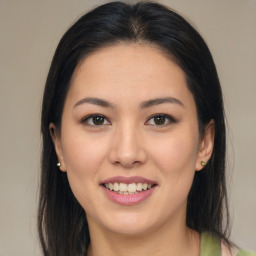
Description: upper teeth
105,182,152,193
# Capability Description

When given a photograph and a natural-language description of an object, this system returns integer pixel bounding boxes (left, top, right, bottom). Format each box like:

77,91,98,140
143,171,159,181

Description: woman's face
51,43,214,236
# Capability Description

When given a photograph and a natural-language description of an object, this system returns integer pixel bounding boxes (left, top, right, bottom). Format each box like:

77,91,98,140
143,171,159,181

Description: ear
195,119,215,171
49,123,66,172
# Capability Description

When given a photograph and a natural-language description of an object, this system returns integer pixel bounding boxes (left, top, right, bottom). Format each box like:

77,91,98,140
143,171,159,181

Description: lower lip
102,186,156,206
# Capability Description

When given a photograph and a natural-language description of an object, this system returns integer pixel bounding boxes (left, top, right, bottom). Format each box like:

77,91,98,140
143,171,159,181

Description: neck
87,218,200,256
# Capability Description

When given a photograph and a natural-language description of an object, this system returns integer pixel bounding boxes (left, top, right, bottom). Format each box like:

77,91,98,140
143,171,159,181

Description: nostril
113,160,143,168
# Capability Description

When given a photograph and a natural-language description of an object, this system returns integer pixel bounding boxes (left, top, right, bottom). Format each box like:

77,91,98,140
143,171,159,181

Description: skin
50,43,215,256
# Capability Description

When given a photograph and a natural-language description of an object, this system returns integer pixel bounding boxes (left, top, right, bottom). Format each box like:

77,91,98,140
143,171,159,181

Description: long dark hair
39,1,229,255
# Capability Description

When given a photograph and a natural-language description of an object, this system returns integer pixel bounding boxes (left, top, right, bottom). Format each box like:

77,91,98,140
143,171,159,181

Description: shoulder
201,232,256,256
221,241,237,256
221,240,256,256
236,249,256,256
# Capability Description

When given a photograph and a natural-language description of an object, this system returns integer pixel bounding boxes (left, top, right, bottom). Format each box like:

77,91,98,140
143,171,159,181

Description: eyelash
145,114,176,126
81,114,176,127
81,114,111,126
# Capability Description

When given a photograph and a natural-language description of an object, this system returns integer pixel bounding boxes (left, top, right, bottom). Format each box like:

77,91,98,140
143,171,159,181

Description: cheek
60,129,110,207
149,129,199,211
147,126,199,201
61,130,108,174
150,132,199,173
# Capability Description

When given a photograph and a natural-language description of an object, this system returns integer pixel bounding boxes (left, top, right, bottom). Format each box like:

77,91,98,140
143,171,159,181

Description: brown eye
92,116,105,125
82,114,111,126
153,115,166,125
146,114,176,126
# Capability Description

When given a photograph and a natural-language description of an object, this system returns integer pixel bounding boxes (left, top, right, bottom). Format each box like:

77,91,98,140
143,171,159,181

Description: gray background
0,0,255,255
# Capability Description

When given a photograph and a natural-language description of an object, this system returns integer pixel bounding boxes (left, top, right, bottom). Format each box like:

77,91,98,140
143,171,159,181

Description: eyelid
145,113,177,126
81,114,111,126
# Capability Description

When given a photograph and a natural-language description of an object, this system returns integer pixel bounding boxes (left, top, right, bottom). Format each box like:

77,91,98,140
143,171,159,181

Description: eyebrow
140,97,184,108
73,97,115,108
73,96,184,109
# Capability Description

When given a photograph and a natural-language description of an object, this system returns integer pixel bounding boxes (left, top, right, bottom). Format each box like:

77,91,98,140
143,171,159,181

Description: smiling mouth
102,182,157,195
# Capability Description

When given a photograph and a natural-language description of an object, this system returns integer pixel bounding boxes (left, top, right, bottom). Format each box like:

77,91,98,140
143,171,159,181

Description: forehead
66,43,195,109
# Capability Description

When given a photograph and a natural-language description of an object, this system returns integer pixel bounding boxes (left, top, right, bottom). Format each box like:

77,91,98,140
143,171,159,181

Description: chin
106,222,153,236
95,210,160,236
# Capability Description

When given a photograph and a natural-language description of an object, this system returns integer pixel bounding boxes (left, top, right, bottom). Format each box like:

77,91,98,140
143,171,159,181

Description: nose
108,123,147,168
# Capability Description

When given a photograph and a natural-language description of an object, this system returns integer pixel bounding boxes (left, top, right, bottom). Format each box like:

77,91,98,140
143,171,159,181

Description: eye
145,114,176,126
81,114,111,126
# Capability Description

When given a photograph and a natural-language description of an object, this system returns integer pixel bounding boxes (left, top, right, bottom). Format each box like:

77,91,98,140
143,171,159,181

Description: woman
38,1,255,256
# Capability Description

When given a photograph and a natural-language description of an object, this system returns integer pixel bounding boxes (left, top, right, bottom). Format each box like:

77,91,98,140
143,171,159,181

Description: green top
200,232,256,256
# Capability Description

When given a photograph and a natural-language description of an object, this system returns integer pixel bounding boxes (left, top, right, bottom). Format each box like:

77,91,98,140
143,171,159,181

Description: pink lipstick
100,176,158,206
